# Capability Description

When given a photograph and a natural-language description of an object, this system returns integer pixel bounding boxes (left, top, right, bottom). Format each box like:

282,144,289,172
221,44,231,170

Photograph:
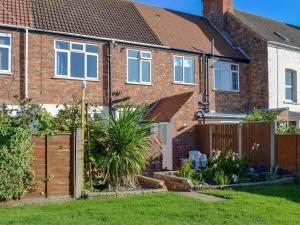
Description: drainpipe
25,28,29,98
206,56,210,113
108,41,113,115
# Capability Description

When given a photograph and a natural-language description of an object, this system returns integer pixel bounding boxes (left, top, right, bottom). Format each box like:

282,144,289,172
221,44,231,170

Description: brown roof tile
145,92,194,122
134,2,245,59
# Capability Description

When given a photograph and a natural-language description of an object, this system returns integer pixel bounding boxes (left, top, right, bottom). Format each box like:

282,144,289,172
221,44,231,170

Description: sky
135,0,300,26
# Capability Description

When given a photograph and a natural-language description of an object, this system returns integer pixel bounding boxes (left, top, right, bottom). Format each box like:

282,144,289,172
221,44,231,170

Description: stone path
175,191,225,202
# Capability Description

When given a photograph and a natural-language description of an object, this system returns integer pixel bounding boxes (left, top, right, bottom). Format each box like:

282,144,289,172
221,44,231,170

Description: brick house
203,0,300,126
0,0,251,169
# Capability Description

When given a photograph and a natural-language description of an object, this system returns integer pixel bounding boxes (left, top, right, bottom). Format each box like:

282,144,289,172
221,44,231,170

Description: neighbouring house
203,0,300,126
0,0,250,169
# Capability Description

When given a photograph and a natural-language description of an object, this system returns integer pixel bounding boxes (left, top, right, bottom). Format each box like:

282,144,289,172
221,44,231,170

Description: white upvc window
214,61,239,92
174,55,195,84
127,49,152,84
0,33,12,74
285,69,297,102
54,40,99,80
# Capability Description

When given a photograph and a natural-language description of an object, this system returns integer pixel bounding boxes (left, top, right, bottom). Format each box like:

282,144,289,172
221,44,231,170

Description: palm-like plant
99,104,152,190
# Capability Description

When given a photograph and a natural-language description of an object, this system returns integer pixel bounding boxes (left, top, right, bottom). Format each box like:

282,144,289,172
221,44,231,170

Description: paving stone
175,191,225,202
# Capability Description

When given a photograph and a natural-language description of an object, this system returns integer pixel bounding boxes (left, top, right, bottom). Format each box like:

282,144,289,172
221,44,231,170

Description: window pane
141,52,151,59
184,58,194,83
231,64,238,71
0,37,10,45
141,61,150,83
222,70,231,91
87,55,97,78
56,41,69,50
214,62,221,70
86,45,98,53
128,58,139,82
175,57,183,82
215,70,222,90
221,63,230,70
71,52,84,78
232,72,238,90
285,71,293,86
71,43,84,51
128,50,139,58
286,87,293,101
56,51,68,76
0,48,9,70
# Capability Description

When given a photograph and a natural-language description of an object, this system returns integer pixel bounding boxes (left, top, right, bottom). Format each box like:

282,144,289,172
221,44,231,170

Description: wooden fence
198,122,275,169
29,133,75,199
276,135,300,176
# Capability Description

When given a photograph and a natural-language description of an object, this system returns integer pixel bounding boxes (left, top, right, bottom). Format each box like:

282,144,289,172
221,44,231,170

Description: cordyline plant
98,104,152,190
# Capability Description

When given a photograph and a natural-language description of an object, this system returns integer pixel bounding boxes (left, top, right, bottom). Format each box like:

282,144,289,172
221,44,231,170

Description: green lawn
0,184,300,225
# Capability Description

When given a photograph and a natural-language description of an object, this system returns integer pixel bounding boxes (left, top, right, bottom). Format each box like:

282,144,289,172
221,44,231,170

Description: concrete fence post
270,122,276,169
74,128,83,199
237,124,243,159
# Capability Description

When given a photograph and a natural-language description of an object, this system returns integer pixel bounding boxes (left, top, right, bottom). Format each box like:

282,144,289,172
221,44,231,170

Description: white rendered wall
268,44,300,112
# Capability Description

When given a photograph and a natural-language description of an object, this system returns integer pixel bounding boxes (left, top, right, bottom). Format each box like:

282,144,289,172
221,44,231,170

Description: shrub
214,170,230,185
246,108,278,122
0,124,34,201
177,161,194,179
97,104,152,189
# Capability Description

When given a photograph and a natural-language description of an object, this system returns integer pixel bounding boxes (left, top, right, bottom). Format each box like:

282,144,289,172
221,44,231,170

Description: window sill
0,71,12,76
52,76,99,82
172,82,195,86
283,100,299,105
212,89,240,93
126,82,152,86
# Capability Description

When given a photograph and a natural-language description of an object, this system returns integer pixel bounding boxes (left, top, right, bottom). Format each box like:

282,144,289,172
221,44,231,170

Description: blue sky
135,0,300,26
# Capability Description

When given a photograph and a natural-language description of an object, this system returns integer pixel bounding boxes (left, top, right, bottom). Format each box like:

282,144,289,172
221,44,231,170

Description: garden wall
27,132,79,199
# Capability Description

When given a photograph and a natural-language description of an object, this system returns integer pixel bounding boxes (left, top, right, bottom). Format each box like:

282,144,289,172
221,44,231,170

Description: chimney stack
202,0,233,31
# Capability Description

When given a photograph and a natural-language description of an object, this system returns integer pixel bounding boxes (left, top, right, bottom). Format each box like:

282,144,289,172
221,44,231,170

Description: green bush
214,170,230,185
97,104,152,189
177,161,194,179
246,108,278,122
0,124,34,201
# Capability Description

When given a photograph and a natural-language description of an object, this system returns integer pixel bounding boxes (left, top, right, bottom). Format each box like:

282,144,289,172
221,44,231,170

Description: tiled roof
0,0,245,59
0,0,32,26
233,10,300,49
30,0,161,45
135,3,245,59
145,92,194,122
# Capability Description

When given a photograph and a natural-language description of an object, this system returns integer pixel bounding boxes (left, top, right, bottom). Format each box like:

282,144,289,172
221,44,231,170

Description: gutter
0,23,249,63
268,41,300,53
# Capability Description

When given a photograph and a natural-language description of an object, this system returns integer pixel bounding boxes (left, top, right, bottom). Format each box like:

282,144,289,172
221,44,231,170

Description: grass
0,184,299,225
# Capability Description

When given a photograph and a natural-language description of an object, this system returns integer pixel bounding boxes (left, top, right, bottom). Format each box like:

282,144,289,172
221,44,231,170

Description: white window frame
0,33,12,74
285,69,297,103
127,49,152,85
54,40,99,80
173,55,195,85
213,61,240,92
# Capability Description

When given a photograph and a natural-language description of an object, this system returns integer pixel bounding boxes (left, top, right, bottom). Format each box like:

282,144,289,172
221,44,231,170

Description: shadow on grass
233,184,300,204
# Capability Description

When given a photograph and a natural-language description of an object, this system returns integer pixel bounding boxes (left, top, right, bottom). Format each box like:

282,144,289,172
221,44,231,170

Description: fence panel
29,133,74,199
212,124,238,153
276,135,299,175
242,122,272,168
198,124,210,155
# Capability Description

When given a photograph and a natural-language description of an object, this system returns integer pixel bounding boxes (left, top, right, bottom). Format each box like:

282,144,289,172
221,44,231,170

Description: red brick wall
0,28,23,104
224,13,269,109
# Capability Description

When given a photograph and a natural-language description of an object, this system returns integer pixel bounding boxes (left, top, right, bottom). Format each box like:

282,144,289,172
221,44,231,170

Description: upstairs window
214,62,239,91
285,70,297,102
0,33,11,74
174,56,195,84
127,49,151,84
55,40,99,79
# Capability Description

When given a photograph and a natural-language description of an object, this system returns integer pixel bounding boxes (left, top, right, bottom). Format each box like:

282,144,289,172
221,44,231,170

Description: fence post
237,124,243,159
270,122,276,169
74,129,83,199
209,125,213,154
